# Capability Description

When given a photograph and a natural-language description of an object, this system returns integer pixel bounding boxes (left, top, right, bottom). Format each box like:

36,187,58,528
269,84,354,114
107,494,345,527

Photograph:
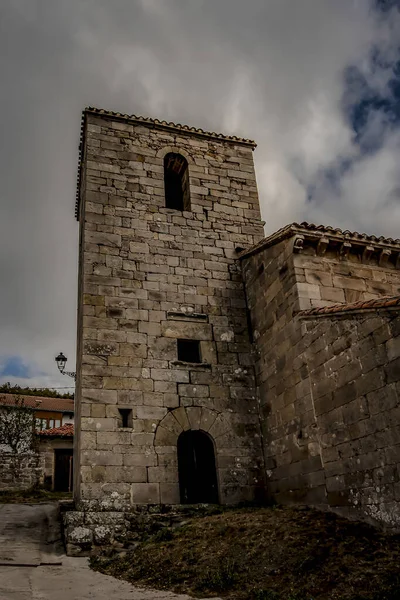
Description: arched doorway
177,430,219,504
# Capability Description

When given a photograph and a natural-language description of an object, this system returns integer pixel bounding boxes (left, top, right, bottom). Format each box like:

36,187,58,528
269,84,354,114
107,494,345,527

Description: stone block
200,408,218,432
332,276,366,291
387,336,400,361
208,414,231,439
82,451,123,466
151,369,190,383
171,407,191,431
178,384,209,398
136,406,167,420
93,525,114,545
123,453,158,467
154,426,178,446
148,467,178,483
160,483,180,504
385,357,400,384
186,406,202,430
81,417,116,432
356,368,385,396
161,320,212,340
297,283,321,300
67,526,93,545
91,404,106,418
131,482,160,504
305,270,333,287
81,432,97,450
82,389,118,405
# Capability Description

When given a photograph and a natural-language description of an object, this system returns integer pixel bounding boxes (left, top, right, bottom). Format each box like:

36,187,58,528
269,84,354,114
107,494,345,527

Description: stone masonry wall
294,241,400,312
241,238,325,506
242,238,400,529
300,310,400,528
75,111,266,509
0,453,42,491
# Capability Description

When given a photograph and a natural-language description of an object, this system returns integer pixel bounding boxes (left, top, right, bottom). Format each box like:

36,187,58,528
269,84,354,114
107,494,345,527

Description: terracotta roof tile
85,107,256,145
238,222,400,259
0,394,74,413
37,423,74,437
299,295,400,317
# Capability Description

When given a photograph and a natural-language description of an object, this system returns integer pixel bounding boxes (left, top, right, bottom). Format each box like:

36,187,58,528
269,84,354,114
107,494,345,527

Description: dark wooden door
54,449,73,492
178,430,219,504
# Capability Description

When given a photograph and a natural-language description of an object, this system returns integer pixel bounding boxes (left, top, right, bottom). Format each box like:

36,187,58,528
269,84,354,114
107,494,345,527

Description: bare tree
0,396,40,483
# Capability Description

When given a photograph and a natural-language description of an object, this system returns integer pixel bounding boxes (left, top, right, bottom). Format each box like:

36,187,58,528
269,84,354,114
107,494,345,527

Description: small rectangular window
177,339,201,363
118,408,133,428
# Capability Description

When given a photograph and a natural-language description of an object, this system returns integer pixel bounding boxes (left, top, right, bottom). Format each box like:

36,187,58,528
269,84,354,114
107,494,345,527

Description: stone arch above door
154,407,229,450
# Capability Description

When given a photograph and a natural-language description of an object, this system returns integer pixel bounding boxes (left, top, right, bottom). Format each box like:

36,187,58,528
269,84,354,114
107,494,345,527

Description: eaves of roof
238,222,400,260
298,295,400,318
37,423,74,438
0,394,74,413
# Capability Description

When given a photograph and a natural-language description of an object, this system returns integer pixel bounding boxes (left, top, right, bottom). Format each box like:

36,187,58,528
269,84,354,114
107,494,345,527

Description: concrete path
0,503,211,600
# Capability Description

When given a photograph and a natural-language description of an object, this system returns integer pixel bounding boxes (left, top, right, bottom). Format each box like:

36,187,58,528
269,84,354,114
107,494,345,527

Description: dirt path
0,503,211,600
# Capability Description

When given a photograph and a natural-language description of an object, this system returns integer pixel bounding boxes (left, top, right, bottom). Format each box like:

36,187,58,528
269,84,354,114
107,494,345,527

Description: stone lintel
166,311,208,322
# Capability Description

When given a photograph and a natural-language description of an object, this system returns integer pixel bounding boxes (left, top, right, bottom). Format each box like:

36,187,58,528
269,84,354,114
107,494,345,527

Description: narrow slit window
177,339,201,363
164,153,190,211
118,408,133,428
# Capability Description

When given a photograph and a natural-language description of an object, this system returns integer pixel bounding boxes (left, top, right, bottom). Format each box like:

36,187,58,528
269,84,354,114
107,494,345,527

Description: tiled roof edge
298,295,400,318
86,107,257,146
238,222,400,259
37,423,74,437
75,107,256,221
0,394,74,411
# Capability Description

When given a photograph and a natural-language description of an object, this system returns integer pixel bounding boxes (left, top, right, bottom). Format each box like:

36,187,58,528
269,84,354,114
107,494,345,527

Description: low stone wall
0,453,42,491
62,504,221,556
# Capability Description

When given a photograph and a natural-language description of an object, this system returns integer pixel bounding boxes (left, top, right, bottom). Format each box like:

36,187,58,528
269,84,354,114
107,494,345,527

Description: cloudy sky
0,0,400,391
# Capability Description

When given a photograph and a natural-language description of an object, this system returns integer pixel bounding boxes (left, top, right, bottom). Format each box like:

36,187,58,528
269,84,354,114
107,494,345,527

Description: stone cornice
238,222,400,265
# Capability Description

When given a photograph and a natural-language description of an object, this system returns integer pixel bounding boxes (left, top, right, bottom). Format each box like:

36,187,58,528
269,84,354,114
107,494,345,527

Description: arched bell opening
177,429,219,504
164,152,190,211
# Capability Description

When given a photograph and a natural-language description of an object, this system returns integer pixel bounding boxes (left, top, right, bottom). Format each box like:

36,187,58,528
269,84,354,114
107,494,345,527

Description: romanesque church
66,107,400,552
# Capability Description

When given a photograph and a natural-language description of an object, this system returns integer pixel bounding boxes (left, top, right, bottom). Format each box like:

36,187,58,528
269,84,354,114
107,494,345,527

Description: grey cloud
0,0,399,388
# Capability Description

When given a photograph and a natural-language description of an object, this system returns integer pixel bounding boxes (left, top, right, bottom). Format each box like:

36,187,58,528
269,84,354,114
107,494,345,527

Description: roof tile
0,394,74,413
299,295,400,317
38,423,74,437
238,222,400,259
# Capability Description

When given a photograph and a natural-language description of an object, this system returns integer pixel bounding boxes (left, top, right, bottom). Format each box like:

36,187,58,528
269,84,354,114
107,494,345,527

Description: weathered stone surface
242,230,400,531
72,109,400,549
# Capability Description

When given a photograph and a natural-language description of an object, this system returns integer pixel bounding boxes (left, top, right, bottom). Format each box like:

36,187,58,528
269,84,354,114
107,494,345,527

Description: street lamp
55,352,76,380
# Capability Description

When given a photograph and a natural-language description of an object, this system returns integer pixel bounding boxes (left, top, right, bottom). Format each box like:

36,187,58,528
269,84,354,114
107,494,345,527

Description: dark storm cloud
0,0,399,387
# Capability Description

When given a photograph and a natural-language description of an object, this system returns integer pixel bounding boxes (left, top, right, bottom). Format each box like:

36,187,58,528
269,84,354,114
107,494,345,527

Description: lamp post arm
61,369,76,381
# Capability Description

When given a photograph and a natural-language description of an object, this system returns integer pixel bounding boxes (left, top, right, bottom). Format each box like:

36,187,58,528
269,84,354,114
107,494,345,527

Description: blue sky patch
0,356,33,379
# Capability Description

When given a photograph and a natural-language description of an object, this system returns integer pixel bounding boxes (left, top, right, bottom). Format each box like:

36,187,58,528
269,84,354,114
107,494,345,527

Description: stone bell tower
74,107,265,510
